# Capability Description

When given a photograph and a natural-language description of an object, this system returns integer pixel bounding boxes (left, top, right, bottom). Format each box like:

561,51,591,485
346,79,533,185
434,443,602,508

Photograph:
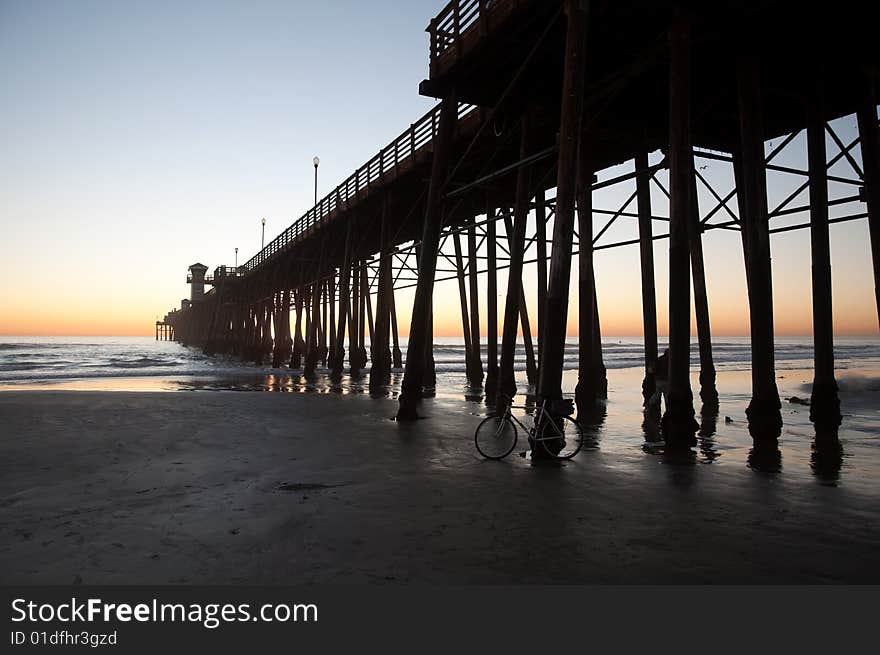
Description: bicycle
474,394,584,460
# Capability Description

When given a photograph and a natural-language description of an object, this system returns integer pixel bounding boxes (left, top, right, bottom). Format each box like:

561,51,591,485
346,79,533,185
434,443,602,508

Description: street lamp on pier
313,156,320,206
261,217,266,250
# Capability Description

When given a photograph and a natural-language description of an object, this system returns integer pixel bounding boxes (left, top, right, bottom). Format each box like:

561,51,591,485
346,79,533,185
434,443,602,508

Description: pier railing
428,0,520,72
241,101,476,274
429,0,480,64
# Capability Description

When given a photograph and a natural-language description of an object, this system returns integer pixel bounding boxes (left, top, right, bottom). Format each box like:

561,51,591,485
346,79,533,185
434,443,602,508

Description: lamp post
313,156,320,206
261,217,266,250
234,247,238,270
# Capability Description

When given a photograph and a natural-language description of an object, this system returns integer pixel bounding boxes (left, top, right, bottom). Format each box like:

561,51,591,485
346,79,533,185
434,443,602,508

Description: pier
164,0,879,450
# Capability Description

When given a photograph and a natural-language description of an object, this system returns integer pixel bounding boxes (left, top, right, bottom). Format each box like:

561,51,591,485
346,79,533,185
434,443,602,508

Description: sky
0,0,877,338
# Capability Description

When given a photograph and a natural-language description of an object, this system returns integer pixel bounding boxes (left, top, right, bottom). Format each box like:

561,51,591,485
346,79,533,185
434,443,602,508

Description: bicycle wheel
537,415,583,459
474,415,518,460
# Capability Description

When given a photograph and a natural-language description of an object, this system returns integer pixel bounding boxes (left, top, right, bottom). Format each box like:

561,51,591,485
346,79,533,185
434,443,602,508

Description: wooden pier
164,0,879,450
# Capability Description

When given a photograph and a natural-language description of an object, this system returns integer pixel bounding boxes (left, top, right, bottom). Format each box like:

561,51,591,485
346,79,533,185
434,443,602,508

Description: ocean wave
106,357,179,368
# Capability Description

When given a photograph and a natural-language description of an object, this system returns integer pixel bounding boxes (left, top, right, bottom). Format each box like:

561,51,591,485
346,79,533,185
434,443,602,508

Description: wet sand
1,369,879,584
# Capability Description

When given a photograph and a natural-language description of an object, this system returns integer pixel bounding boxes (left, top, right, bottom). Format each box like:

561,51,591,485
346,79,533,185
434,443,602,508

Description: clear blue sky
0,0,440,333
0,0,877,336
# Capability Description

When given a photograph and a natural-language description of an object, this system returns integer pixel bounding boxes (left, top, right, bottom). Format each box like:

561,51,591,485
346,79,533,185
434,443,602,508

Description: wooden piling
502,210,538,387
398,91,457,420
292,287,305,368
331,225,353,381
328,270,336,364
485,201,499,396
856,76,880,330
689,153,718,405
636,152,658,400
363,263,374,364
575,138,601,411
371,199,393,387
518,284,537,386
452,231,475,382
591,285,607,398
536,0,588,405
662,16,697,448
321,278,329,366
467,216,484,385
807,83,841,429
499,117,532,403
305,282,319,376
736,54,782,441
535,188,548,360
390,284,402,369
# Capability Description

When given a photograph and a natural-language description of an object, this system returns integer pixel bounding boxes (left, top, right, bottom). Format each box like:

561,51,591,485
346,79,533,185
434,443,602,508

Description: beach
2,364,879,584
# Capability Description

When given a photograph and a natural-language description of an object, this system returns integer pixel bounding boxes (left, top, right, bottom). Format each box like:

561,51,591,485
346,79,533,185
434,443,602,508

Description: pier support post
485,201,499,398
263,298,274,363
291,286,305,369
272,290,292,368
535,189,548,363
575,140,603,412
371,199,393,388
807,84,841,429
453,230,476,384
689,154,718,405
662,16,697,448
349,262,364,376
636,152,659,401
737,54,782,441
320,279,329,366
398,91,457,420
499,117,533,405
591,285,607,398
305,283,319,377
390,284,402,369
331,226,353,381
856,76,880,330
536,0,587,407
519,284,538,386
329,270,336,365
253,302,265,366
363,263,374,365
467,216,484,386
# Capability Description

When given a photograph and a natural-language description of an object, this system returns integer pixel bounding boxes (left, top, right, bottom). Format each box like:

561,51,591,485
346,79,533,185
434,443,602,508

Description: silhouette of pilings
661,16,697,449
856,77,880,330
574,134,605,413
808,81,841,429
689,154,718,407
370,197,394,389
534,0,586,411
397,91,457,419
155,321,173,341
163,0,879,450
635,151,658,403
737,55,783,443
484,201,499,398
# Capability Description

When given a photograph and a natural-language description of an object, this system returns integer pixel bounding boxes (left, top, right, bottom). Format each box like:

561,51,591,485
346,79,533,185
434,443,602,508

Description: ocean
1,335,880,392
1,335,879,484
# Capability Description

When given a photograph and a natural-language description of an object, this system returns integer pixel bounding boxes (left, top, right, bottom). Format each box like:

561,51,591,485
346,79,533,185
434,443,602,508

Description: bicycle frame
498,396,551,438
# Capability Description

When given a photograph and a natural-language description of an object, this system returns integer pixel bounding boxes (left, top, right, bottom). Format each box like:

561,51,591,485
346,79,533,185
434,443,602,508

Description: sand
1,372,879,584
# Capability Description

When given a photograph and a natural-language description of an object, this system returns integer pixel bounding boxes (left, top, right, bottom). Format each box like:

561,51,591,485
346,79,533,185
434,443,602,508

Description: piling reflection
698,403,720,464
642,403,663,445
576,401,606,450
811,427,844,485
748,440,782,474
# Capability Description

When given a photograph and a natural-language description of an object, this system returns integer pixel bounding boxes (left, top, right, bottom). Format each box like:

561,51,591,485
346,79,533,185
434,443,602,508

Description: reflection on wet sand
17,363,878,486
811,427,844,485
698,403,720,464
748,441,783,474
